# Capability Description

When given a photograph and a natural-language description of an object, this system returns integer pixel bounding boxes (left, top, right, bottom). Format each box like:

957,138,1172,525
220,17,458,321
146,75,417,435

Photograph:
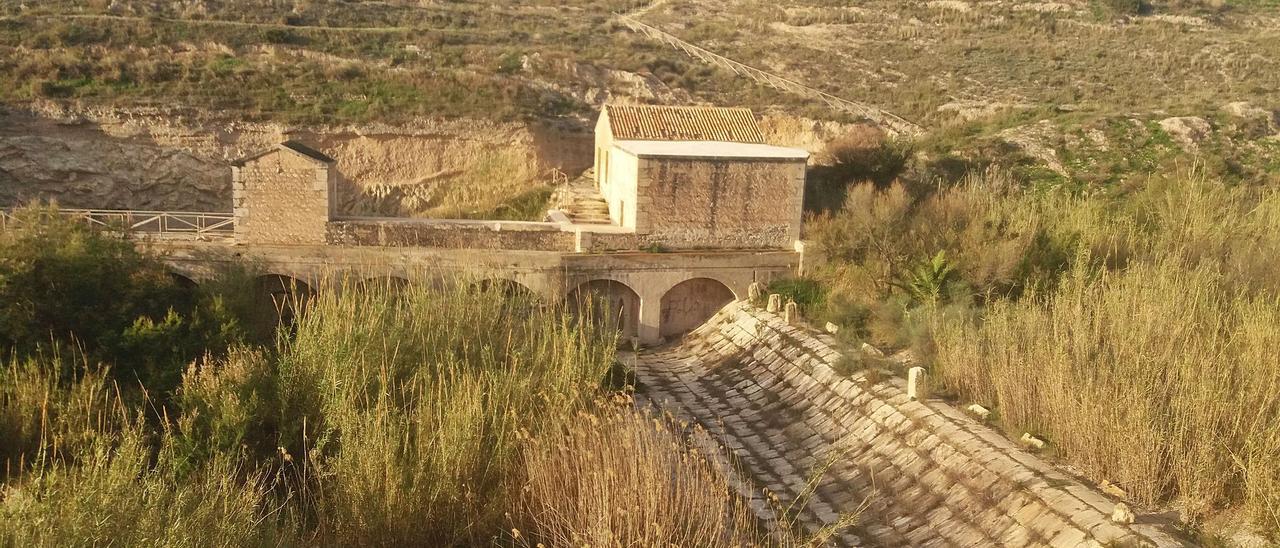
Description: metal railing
615,15,924,138
0,208,235,238
547,167,570,187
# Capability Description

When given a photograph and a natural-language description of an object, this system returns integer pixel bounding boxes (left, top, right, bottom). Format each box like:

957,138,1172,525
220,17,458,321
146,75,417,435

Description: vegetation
801,166,1280,534
0,213,848,546
8,0,1270,129
0,206,246,393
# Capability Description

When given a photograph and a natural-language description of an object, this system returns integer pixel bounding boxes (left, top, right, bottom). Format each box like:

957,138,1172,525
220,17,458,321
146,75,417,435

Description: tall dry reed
928,172,1280,529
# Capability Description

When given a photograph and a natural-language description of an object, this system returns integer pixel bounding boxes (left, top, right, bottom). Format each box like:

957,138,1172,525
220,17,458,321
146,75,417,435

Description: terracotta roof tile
604,104,764,143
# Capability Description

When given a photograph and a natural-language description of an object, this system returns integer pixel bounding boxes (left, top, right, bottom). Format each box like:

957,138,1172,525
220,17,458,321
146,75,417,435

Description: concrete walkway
631,302,1191,547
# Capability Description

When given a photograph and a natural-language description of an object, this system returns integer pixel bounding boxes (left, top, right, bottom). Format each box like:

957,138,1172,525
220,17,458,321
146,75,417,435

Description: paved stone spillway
631,302,1190,548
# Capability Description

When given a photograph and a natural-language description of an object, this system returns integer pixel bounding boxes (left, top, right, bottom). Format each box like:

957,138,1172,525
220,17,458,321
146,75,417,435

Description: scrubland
0,212,849,546
787,162,1280,537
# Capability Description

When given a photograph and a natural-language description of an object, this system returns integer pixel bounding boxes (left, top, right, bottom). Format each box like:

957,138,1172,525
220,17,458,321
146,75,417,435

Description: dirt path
3,13,488,34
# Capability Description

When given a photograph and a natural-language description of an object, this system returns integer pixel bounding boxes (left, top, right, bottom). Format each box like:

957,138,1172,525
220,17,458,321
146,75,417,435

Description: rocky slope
0,102,593,216
0,97,862,217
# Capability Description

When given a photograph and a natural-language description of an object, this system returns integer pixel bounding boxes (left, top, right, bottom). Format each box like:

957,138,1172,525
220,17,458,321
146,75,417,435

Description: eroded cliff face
0,102,594,216
0,100,861,218
0,105,237,211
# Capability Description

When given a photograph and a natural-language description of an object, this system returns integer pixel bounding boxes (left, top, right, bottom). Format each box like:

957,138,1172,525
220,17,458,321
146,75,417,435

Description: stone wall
232,149,333,245
326,218,576,251
636,157,804,250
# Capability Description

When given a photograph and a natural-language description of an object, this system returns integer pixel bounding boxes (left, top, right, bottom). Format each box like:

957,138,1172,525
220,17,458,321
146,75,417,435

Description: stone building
230,141,337,245
218,108,811,344
593,104,809,249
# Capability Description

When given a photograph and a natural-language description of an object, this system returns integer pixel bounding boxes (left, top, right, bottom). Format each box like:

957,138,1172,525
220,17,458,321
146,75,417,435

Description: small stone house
594,104,808,249
230,141,337,245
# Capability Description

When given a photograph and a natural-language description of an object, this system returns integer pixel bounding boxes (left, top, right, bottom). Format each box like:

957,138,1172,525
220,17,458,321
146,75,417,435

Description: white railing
0,208,235,238
547,167,570,187
615,15,924,138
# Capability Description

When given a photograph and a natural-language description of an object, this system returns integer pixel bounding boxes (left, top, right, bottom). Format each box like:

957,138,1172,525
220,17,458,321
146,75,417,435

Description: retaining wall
326,218,576,251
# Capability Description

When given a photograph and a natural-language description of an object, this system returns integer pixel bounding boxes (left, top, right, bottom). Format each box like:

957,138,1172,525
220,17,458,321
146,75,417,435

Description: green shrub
891,251,959,306
767,277,827,313
1099,0,1148,15
0,206,244,393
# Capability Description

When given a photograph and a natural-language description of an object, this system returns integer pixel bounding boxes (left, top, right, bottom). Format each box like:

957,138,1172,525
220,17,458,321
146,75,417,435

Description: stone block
1049,527,1089,548
766,293,782,312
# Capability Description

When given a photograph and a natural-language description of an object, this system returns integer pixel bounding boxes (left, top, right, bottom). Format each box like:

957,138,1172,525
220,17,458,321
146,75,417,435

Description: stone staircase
552,169,614,225
630,301,1192,548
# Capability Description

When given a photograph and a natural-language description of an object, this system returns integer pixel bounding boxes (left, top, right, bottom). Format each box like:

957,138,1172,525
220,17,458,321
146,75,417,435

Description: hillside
3,2,1280,543
2,0,1277,205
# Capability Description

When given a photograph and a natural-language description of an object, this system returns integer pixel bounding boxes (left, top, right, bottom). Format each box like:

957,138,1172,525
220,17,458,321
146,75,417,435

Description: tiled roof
280,140,335,164
614,140,808,160
604,104,764,143
232,140,334,167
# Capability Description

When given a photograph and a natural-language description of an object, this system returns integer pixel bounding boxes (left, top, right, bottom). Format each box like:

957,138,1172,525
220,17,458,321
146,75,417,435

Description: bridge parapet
326,217,577,251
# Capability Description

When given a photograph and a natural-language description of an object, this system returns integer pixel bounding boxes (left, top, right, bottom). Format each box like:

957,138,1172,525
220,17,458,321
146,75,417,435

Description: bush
0,206,244,393
1100,0,1148,15
805,128,916,214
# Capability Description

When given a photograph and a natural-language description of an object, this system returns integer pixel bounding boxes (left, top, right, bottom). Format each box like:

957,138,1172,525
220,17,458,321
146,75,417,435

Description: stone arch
471,278,537,299
252,274,315,335
469,278,542,314
659,277,736,338
567,279,641,341
357,275,410,293
168,271,199,290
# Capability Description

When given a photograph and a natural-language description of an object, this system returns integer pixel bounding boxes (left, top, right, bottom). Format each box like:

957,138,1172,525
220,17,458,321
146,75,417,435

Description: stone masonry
636,157,805,249
594,104,809,251
231,142,336,245
632,301,1191,548
326,218,577,251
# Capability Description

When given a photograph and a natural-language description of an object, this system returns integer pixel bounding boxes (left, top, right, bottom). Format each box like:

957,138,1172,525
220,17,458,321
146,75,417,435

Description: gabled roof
603,105,764,143
232,140,335,167
614,140,809,160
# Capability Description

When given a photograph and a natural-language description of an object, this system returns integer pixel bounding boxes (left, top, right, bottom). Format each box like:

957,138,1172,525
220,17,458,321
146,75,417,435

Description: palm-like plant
892,251,957,305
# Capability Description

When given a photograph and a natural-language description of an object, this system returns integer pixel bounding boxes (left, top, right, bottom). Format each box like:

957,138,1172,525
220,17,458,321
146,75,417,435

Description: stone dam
631,301,1191,547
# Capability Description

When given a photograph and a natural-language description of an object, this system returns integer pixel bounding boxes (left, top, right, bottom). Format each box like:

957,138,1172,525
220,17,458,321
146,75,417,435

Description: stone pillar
784,300,799,324
767,293,782,313
907,366,927,400
795,240,827,277
748,282,763,304
637,289,663,345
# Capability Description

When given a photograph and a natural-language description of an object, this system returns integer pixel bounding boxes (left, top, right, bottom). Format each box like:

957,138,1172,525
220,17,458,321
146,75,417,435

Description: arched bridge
2,207,802,345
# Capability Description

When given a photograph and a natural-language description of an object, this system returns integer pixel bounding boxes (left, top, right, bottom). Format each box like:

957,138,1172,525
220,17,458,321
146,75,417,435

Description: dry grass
805,167,1280,533
516,401,765,546
935,260,1280,528
0,275,818,546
